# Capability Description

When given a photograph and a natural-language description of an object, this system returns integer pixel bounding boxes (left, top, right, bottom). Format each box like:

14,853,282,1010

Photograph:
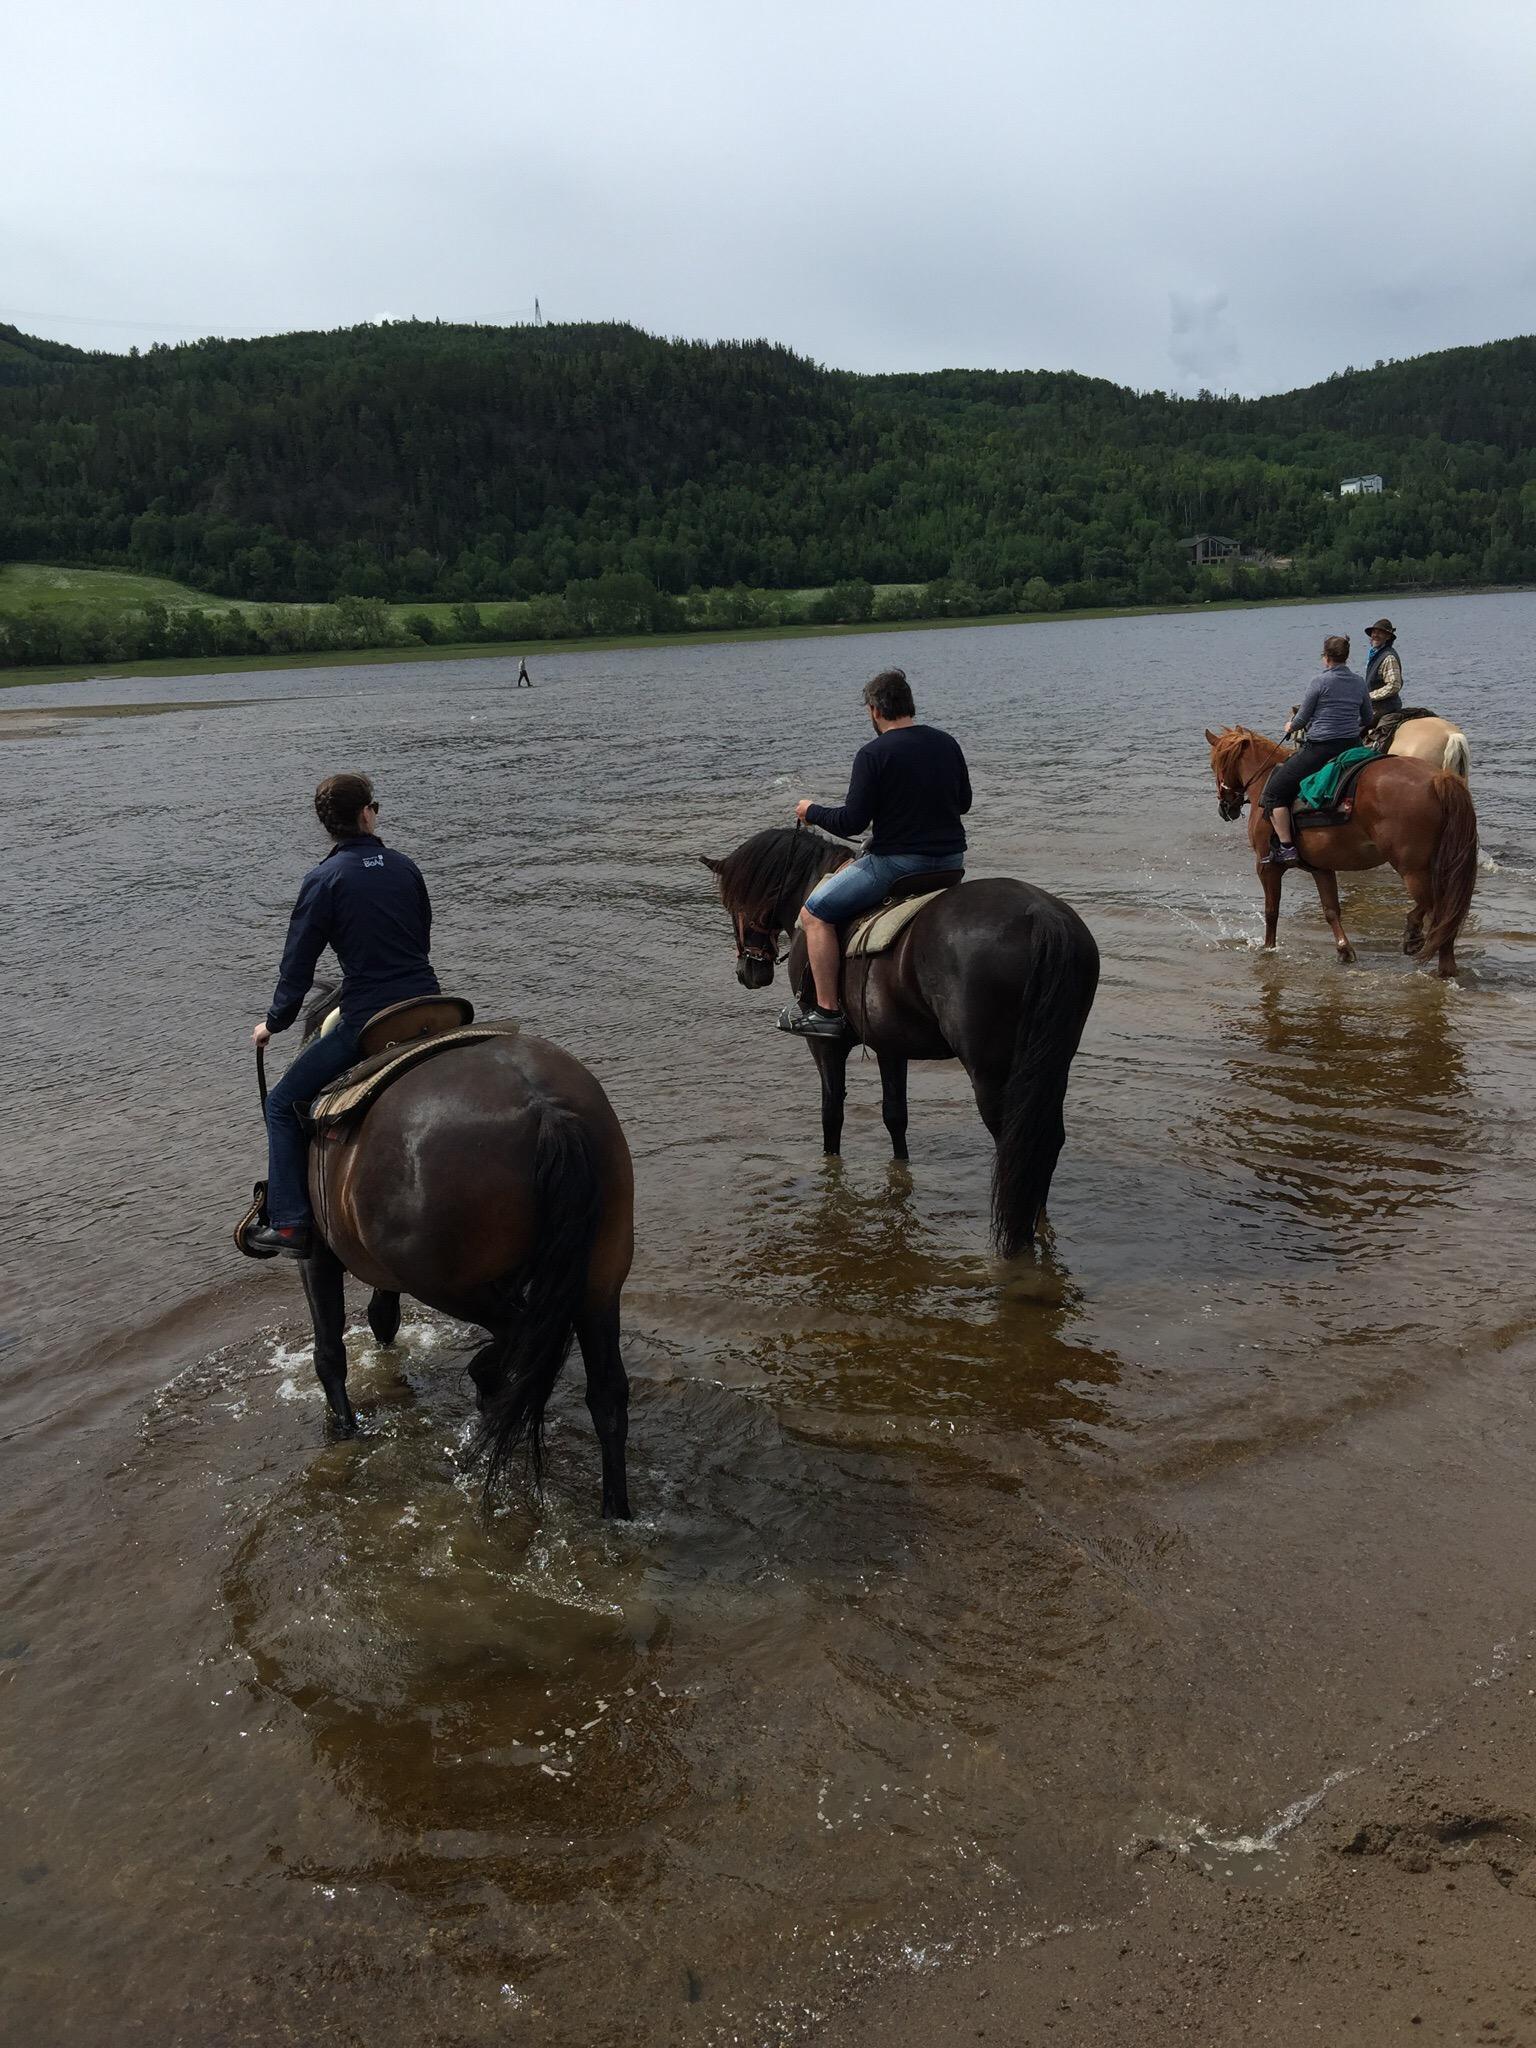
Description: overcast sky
5,0,1534,395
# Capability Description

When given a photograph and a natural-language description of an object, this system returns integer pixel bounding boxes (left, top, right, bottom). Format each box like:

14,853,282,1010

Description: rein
1216,736,1286,819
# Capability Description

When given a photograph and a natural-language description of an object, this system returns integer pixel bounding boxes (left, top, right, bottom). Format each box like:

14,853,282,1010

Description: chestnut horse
295,988,635,1517
1204,726,1479,976
702,827,1100,1255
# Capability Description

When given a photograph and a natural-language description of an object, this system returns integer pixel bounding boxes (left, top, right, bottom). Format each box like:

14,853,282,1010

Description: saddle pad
845,887,952,959
1297,745,1378,812
309,1021,520,1132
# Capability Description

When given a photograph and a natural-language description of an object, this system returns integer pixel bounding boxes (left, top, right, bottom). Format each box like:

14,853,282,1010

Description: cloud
1167,291,1243,396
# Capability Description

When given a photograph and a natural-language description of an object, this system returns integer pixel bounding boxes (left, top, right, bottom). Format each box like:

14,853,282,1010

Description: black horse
285,986,635,1517
702,827,1099,1254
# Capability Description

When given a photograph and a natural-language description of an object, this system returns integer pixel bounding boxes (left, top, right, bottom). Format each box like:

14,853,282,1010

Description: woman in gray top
1261,635,1376,866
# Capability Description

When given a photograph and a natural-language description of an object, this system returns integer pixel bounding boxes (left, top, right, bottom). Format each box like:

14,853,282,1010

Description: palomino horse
295,990,636,1517
1205,726,1479,976
702,827,1100,1255
1382,711,1470,778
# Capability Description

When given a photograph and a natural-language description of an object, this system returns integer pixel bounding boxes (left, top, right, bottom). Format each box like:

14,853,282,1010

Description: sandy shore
0,700,229,737
837,1646,1536,2046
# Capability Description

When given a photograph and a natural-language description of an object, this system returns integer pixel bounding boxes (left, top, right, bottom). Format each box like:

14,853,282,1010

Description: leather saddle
309,1001,520,1136
844,868,964,959
1295,755,1377,830
355,994,475,1056
233,996,509,1258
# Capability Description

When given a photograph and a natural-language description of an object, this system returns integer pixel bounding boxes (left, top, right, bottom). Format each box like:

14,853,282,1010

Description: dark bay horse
702,827,1100,1255
1205,726,1479,976
295,991,635,1517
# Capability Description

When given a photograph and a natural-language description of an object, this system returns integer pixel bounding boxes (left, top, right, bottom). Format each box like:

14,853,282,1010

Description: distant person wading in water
781,668,972,1037
516,658,532,688
246,773,440,1257
1261,635,1376,868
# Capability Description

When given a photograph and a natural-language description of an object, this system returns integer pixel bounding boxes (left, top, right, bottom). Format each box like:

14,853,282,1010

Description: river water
3,594,1534,2045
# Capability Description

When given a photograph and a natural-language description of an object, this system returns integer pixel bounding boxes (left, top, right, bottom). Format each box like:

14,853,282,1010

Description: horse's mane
1211,725,1286,788
712,825,853,931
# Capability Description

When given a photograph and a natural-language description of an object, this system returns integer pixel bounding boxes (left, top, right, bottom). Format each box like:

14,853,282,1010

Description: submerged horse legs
367,1289,402,1345
809,1034,851,1155
1309,869,1355,963
301,1239,356,1434
1259,863,1283,948
1401,867,1433,958
877,1048,910,1161
577,1299,631,1520
465,1335,509,1411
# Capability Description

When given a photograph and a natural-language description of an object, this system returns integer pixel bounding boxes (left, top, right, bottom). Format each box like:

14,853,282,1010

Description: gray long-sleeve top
1294,665,1376,742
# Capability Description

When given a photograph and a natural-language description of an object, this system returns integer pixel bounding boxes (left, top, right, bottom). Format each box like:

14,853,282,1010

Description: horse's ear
1204,728,1222,746
698,854,724,875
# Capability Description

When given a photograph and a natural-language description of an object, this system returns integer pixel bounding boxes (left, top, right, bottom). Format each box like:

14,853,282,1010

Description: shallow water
4,594,1535,2044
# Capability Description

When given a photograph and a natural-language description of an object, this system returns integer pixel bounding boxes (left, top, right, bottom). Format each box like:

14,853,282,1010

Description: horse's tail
1420,772,1479,964
475,1098,601,1496
991,904,1100,1257
1443,729,1470,779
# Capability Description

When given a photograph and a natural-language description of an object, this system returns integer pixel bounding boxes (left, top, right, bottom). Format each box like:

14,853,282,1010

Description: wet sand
843,1639,1536,2045
0,698,231,737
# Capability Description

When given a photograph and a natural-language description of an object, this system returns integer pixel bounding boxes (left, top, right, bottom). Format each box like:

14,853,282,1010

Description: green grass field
0,563,256,614
0,565,928,628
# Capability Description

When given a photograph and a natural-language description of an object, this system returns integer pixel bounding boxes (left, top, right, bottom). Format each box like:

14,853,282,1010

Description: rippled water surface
4,594,1535,2044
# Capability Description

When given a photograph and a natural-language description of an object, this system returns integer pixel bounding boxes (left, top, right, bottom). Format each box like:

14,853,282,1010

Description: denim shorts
804,851,963,925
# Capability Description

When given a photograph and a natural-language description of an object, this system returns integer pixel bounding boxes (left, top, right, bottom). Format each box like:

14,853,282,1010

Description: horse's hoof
326,1409,360,1440
1336,945,1356,964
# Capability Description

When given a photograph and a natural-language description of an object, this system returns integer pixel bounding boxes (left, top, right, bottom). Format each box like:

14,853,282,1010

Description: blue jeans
264,1022,362,1229
804,850,963,924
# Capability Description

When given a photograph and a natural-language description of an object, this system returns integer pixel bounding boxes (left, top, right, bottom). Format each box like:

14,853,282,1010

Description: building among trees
1179,534,1242,566
1340,474,1385,495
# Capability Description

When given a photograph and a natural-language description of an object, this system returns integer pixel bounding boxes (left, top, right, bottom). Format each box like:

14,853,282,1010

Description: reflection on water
1209,960,1475,1235
726,1155,1123,1447
4,591,1535,2045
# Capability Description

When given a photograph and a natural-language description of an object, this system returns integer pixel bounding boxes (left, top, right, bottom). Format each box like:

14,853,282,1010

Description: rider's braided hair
314,771,375,838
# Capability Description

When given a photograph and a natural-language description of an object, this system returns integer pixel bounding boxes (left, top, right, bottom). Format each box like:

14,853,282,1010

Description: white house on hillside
1340,474,1384,496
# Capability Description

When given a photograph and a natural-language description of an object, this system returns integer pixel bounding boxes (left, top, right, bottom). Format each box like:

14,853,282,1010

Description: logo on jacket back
363,854,384,868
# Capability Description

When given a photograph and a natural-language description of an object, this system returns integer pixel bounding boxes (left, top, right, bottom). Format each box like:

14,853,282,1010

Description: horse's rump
311,1034,632,1314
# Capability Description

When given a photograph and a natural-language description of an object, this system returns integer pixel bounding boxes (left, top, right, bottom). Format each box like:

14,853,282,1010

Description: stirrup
234,1181,282,1260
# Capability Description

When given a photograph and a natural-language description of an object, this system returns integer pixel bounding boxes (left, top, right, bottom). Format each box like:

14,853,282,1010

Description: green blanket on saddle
1298,744,1378,810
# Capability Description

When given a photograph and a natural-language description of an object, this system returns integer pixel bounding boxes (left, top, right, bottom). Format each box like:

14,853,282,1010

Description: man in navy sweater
781,668,971,1037
245,772,440,1256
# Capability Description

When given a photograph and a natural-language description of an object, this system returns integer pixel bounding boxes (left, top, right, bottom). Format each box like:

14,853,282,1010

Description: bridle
728,824,827,968
732,910,787,967
1215,740,1279,822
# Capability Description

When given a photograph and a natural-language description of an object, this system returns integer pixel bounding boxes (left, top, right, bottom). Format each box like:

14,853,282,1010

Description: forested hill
1,318,1533,612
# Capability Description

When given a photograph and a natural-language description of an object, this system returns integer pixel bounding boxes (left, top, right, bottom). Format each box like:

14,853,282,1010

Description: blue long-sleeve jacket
266,834,440,1032
805,724,972,856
